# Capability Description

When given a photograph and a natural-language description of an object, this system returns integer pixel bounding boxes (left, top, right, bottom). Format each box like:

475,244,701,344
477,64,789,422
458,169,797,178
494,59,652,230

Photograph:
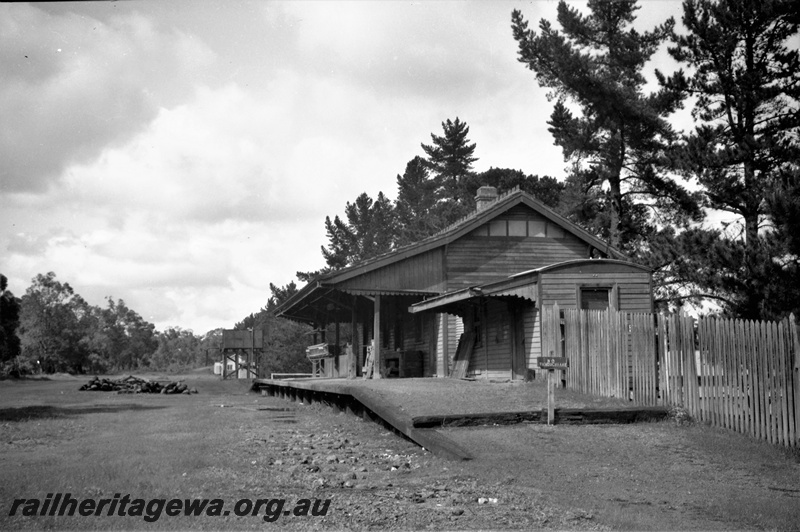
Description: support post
440,314,450,378
373,294,382,379
250,328,254,380
335,320,340,378
350,295,358,379
547,369,556,425
482,300,489,380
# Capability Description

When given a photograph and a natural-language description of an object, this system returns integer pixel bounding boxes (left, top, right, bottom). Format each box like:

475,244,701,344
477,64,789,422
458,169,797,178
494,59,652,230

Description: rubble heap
79,375,198,394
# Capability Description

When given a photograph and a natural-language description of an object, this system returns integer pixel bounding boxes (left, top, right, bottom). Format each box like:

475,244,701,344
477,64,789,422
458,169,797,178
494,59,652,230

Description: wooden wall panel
446,237,589,290
540,271,652,313
525,305,540,369
338,248,446,293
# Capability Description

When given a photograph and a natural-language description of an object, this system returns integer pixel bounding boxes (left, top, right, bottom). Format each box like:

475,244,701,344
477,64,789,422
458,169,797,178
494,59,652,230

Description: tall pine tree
420,117,478,205
660,0,799,318
512,1,700,250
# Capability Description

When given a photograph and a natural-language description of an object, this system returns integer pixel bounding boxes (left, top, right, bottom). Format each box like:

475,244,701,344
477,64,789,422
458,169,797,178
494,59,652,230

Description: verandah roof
278,281,436,325
408,258,653,315
408,273,539,315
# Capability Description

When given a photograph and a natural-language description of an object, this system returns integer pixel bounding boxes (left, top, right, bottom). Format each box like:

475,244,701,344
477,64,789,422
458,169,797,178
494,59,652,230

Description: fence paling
765,321,775,445
782,319,794,447
701,318,710,423
780,320,792,447
789,315,799,446
719,318,727,427
790,314,800,446
728,318,738,430
731,318,742,433
737,319,747,436
754,320,765,441
776,321,785,446
774,321,784,445
741,319,753,438
778,321,790,447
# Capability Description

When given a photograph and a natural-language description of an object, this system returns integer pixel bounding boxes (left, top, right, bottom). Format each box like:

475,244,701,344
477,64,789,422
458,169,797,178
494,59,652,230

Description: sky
1,0,695,335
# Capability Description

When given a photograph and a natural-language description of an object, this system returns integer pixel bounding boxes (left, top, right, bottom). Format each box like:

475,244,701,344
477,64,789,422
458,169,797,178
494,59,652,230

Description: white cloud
0,3,217,192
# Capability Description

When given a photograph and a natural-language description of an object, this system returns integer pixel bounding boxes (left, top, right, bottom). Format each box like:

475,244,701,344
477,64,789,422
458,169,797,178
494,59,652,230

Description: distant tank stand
221,328,264,380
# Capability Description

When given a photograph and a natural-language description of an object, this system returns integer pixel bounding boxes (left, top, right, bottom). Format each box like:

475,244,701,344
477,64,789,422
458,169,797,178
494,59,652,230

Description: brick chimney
475,186,498,212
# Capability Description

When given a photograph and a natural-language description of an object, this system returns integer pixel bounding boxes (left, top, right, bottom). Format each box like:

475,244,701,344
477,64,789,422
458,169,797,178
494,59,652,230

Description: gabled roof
275,187,627,321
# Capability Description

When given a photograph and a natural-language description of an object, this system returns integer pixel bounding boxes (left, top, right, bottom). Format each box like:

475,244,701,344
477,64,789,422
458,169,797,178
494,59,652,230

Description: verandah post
373,294,382,379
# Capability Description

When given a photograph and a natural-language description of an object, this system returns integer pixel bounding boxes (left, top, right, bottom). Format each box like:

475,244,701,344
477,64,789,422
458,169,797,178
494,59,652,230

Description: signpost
537,357,569,425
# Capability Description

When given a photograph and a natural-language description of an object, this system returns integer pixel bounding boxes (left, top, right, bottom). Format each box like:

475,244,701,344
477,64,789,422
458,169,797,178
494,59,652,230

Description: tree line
0,272,215,375
0,272,310,376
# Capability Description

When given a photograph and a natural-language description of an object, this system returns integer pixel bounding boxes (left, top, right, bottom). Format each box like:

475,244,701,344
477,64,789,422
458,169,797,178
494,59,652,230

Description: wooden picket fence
548,304,800,449
659,313,800,448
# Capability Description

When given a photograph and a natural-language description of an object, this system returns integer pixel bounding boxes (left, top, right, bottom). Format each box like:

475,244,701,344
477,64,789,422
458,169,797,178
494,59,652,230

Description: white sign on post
537,357,569,425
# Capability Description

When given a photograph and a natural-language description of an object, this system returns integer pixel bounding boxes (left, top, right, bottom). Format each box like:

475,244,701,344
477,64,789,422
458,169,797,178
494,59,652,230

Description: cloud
285,1,525,102
0,3,217,193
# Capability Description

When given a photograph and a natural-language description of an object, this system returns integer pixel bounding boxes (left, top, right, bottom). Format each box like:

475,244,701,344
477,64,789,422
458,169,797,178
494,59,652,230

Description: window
508,220,527,236
489,220,507,236
580,287,611,310
473,219,567,239
528,220,546,237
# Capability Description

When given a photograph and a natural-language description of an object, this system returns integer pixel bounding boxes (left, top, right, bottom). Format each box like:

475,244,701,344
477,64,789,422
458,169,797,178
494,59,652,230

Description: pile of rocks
79,375,198,394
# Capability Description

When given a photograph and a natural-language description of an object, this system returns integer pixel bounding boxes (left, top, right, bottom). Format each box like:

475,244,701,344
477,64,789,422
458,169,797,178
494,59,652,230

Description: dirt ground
2,372,799,530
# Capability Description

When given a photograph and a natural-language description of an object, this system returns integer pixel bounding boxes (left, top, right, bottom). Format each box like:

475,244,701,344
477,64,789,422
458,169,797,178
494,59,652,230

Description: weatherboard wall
336,248,446,294
444,206,592,291
538,262,653,313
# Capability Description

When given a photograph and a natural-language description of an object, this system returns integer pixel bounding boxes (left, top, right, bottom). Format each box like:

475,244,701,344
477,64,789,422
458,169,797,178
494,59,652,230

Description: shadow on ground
0,403,169,422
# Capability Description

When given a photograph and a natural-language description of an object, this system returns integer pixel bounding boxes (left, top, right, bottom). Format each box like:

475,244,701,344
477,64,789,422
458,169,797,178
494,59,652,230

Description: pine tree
660,0,800,318
420,117,478,204
512,1,700,249
394,156,442,247
320,191,396,269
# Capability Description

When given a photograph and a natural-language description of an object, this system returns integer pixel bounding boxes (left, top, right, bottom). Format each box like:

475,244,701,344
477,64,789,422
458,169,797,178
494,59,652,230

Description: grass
1,374,272,530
